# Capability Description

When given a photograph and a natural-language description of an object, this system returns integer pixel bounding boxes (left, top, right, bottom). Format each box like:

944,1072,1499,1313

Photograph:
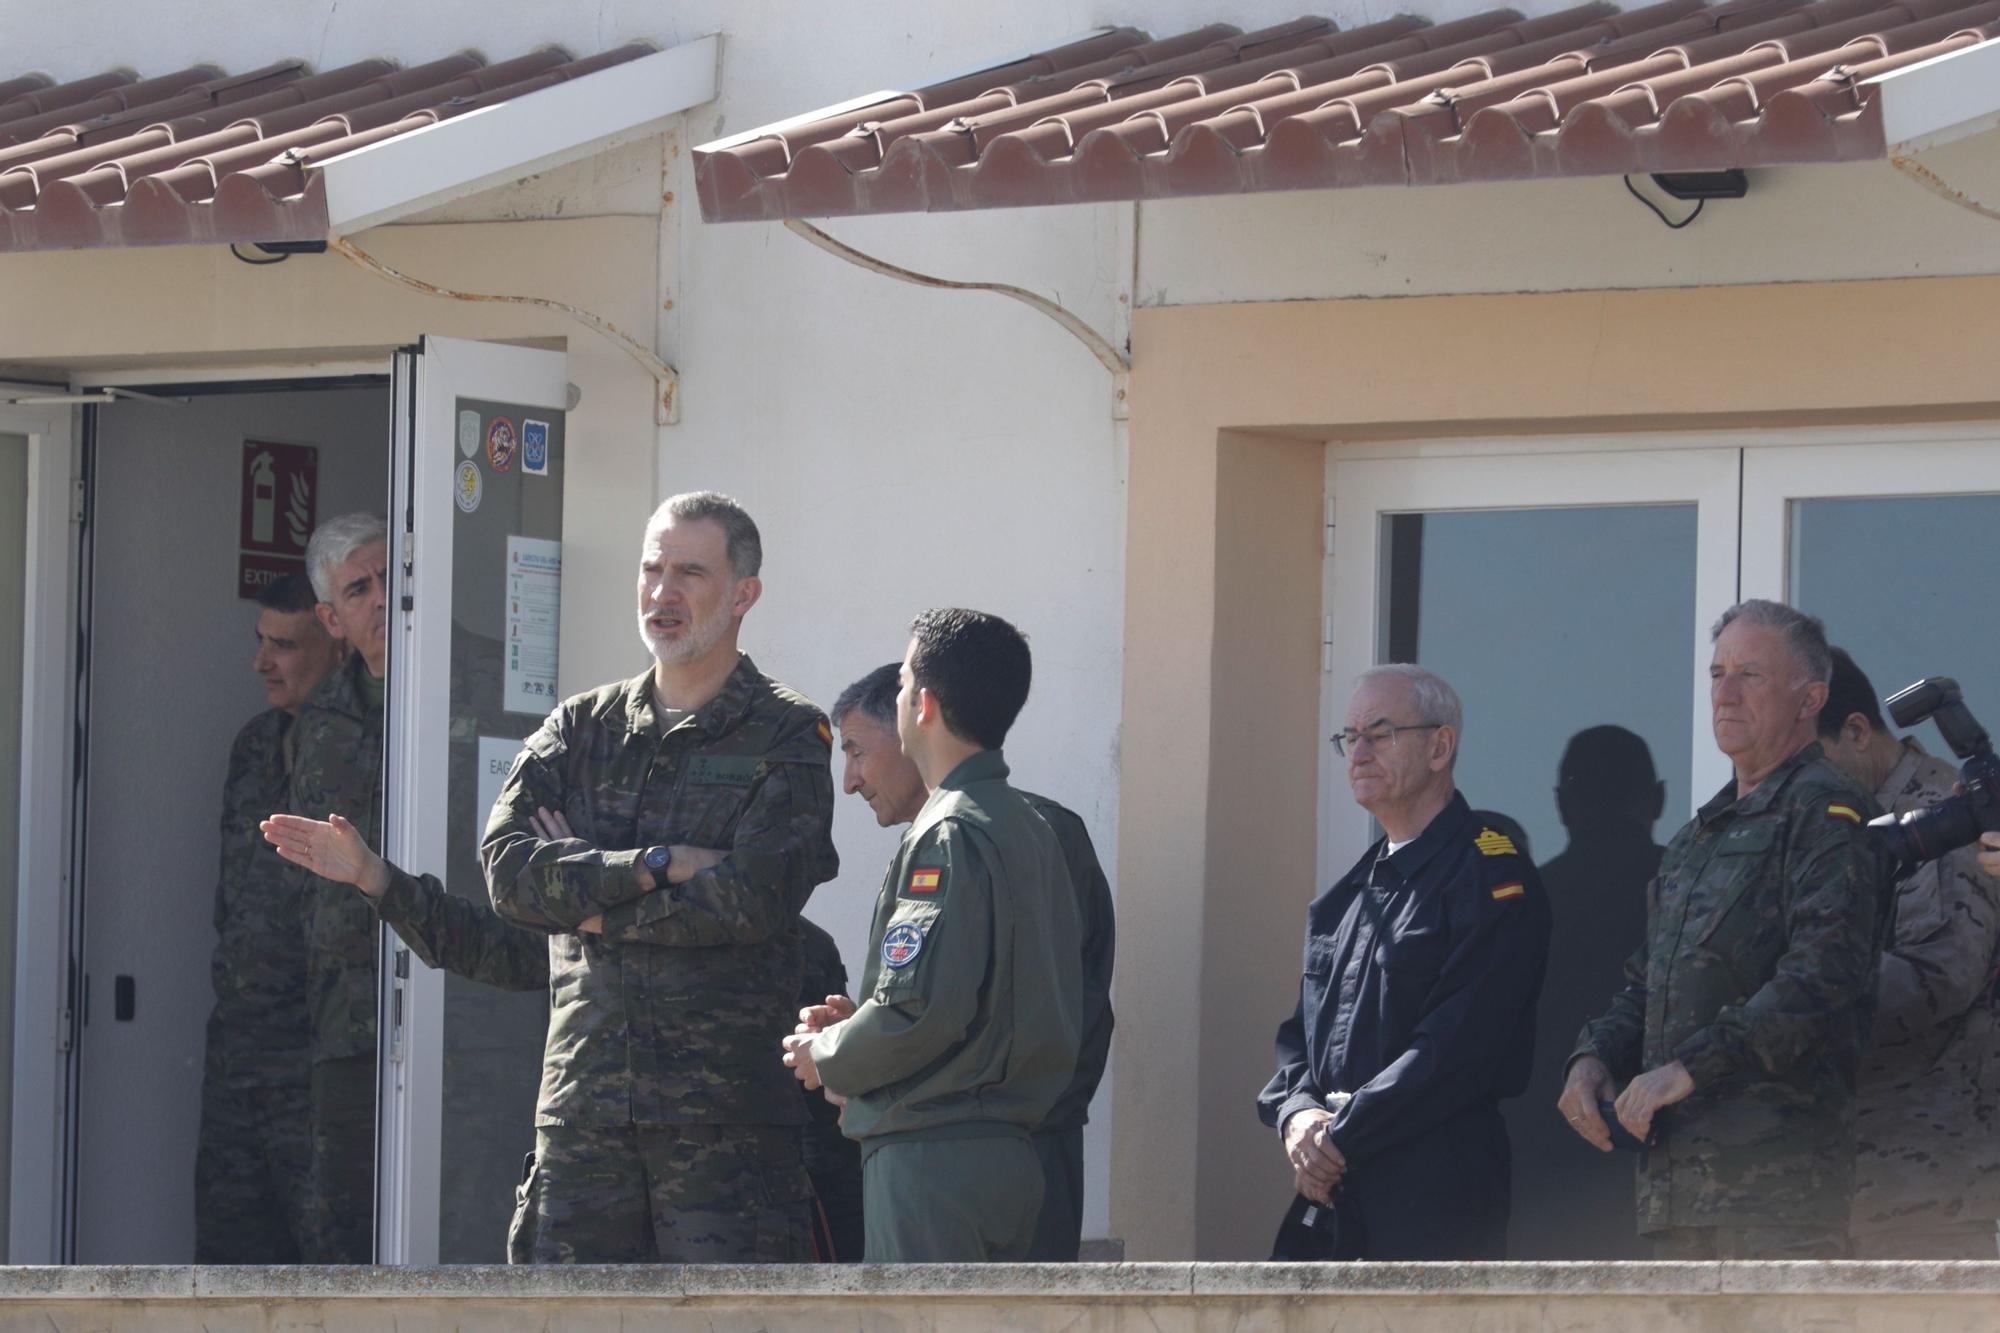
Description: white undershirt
1385,839,1412,856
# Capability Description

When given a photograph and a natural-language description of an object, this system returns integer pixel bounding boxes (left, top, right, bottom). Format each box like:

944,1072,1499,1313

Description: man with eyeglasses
1260,663,1551,1260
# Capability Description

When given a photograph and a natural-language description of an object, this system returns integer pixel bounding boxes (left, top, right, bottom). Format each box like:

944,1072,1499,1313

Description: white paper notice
504,535,561,714
476,736,526,845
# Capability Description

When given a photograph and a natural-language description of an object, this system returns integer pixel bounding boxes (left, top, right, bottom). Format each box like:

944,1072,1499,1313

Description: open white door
380,336,567,1264
1,398,81,1263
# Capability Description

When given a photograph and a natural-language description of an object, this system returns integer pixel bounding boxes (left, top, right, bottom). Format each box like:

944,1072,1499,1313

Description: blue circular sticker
882,922,925,970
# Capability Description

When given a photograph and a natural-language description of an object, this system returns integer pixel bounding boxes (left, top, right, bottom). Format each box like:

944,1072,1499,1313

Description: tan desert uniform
809,749,1082,1262
1851,738,2000,1258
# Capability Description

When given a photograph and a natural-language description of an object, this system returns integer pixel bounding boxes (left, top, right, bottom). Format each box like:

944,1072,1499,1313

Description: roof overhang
0,35,719,252
692,6,2000,222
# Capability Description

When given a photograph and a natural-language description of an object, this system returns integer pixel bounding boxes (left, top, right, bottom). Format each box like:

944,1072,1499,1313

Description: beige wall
1113,274,2000,1260
0,216,660,694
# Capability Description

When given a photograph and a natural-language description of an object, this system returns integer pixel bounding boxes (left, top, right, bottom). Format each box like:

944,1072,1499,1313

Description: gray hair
1356,662,1464,743
1710,599,1832,684
648,491,762,579
305,512,388,603
832,663,899,731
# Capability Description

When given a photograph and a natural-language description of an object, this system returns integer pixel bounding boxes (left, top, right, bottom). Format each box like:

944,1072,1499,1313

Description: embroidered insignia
815,718,833,747
1475,829,1519,858
1826,803,1863,825
882,922,925,969
1490,881,1526,902
907,868,942,894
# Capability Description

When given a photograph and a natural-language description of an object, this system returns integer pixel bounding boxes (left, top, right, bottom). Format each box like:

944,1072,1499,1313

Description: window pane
1380,503,1697,1259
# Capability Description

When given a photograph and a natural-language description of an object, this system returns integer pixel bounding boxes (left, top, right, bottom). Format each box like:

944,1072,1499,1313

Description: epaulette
1469,821,1531,904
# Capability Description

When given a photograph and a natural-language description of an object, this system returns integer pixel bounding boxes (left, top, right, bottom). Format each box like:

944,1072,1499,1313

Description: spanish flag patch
1475,829,1519,858
816,718,833,747
1827,803,1862,825
907,868,942,894
1491,882,1526,902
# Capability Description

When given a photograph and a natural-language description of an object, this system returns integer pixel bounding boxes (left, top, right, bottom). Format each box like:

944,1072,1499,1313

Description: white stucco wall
15,0,2000,1251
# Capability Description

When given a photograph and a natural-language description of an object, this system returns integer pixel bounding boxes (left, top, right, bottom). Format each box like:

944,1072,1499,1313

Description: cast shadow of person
1506,725,1666,1259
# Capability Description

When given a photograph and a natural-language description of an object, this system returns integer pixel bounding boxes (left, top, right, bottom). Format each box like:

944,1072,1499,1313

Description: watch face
645,846,670,871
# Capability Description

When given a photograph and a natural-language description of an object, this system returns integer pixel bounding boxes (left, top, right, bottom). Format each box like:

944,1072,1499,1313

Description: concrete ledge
4,1262,2000,1331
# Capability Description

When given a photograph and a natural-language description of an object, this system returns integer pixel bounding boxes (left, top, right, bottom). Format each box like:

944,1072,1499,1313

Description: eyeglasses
1331,721,1444,757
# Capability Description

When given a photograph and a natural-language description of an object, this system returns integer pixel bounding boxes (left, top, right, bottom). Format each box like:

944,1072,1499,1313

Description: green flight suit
1573,741,1894,1256
810,749,1083,1262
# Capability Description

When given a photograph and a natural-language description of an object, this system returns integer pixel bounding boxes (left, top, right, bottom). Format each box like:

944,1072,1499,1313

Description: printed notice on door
504,536,561,715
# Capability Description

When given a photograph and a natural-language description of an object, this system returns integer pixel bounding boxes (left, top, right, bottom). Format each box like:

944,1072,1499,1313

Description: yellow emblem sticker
1475,829,1519,858
1826,803,1862,825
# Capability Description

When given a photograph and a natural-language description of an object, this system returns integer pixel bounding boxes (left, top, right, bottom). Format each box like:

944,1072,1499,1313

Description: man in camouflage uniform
195,572,342,1262
1818,648,2000,1258
1562,600,1894,1259
786,610,1082,1263
288,511,391,1263
482,491,836,1263
265,820,860,1260
824,661,1115,1261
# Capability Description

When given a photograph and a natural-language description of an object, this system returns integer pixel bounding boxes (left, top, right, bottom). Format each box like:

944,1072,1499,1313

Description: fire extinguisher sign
237,440,318,599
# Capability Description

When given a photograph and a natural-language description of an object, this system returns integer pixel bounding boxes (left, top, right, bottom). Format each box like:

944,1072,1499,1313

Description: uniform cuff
1276,1092,1323,1134
1672,1029,1737,1089
371,866,426,925
594,847,649,911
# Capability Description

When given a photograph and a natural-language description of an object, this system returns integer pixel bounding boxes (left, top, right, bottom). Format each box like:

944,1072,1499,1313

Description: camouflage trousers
193,1072,312,1263
1651,1224,1850,1259
304,1055,375,1263
509,1122,815,1264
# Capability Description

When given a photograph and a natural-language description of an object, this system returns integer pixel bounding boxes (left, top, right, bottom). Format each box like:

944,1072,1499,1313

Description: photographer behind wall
1823,649,2000,1258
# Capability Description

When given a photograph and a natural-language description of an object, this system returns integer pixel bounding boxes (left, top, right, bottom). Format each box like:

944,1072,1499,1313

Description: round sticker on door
485,417,518,472
454,460,483,513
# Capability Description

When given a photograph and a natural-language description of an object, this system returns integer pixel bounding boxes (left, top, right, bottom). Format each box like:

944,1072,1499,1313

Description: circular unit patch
454,460,483,513
485,416,518,472
881,921,926,970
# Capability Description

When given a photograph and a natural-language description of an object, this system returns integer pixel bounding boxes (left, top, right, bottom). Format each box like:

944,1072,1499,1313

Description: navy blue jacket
1259,793,1552,1258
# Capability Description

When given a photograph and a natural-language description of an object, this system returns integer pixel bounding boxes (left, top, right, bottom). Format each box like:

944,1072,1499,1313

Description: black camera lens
1871,796,1983,872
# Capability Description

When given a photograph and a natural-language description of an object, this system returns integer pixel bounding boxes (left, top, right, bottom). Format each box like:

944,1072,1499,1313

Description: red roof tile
695,4,2000,220
0,42,658,250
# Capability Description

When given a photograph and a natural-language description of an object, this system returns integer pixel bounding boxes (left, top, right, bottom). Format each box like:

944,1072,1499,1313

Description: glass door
381,336,568,1264
1324,443,1739,1259
1742,428,2000,727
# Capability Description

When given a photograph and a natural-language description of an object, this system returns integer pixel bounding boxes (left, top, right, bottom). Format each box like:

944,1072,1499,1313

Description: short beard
636,608,729,668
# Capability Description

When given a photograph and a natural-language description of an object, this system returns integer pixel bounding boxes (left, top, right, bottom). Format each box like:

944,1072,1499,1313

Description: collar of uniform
1374,790,1473,884
305,649,381,724
1877,736,1931,806
621,653,761,739
1705,739,1825,821
936,748,1010,794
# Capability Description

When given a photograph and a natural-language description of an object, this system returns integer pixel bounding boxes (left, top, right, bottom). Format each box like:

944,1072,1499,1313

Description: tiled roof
695,2,2000,220
0,42,657,250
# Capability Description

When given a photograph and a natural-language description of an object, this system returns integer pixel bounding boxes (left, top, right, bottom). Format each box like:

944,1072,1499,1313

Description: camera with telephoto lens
1867,677,2000,873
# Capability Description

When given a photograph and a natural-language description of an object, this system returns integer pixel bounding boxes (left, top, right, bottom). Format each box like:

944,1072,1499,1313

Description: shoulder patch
815,718,833,747
881,921,926,969
1826,803,1863,826
1490,881,1526,902
1474,828,1519,858
900,863,947,900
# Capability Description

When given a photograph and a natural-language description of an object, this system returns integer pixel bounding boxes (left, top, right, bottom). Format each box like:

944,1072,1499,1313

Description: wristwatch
642,845,672,878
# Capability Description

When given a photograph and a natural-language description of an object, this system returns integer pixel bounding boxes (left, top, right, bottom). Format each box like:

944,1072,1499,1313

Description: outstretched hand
262,812,391,899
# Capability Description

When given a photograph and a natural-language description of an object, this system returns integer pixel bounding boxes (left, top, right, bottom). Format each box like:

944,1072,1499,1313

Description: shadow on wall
1508,725,1665,1260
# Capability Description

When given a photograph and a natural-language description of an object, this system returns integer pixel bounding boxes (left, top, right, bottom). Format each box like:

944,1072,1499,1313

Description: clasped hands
1282,1109,1347,1205
1557,1055,1692,1151
781,994,855,1111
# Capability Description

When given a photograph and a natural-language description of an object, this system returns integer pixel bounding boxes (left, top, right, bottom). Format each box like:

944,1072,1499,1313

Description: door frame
5,396,79,1263
1320,442,1742,890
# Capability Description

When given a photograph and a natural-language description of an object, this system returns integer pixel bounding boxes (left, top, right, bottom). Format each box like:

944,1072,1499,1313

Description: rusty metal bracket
783,217,1131,420
1889,152,2000,223
329,235,682,424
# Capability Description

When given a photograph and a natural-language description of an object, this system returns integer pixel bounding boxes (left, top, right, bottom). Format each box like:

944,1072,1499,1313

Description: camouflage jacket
1022,792,1116,1134
289,651,385,1065
1852,739,2000,1236
1575,741,1894,1233
811,750,1082,1144
483,655,838,1127
205,706,311,1087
